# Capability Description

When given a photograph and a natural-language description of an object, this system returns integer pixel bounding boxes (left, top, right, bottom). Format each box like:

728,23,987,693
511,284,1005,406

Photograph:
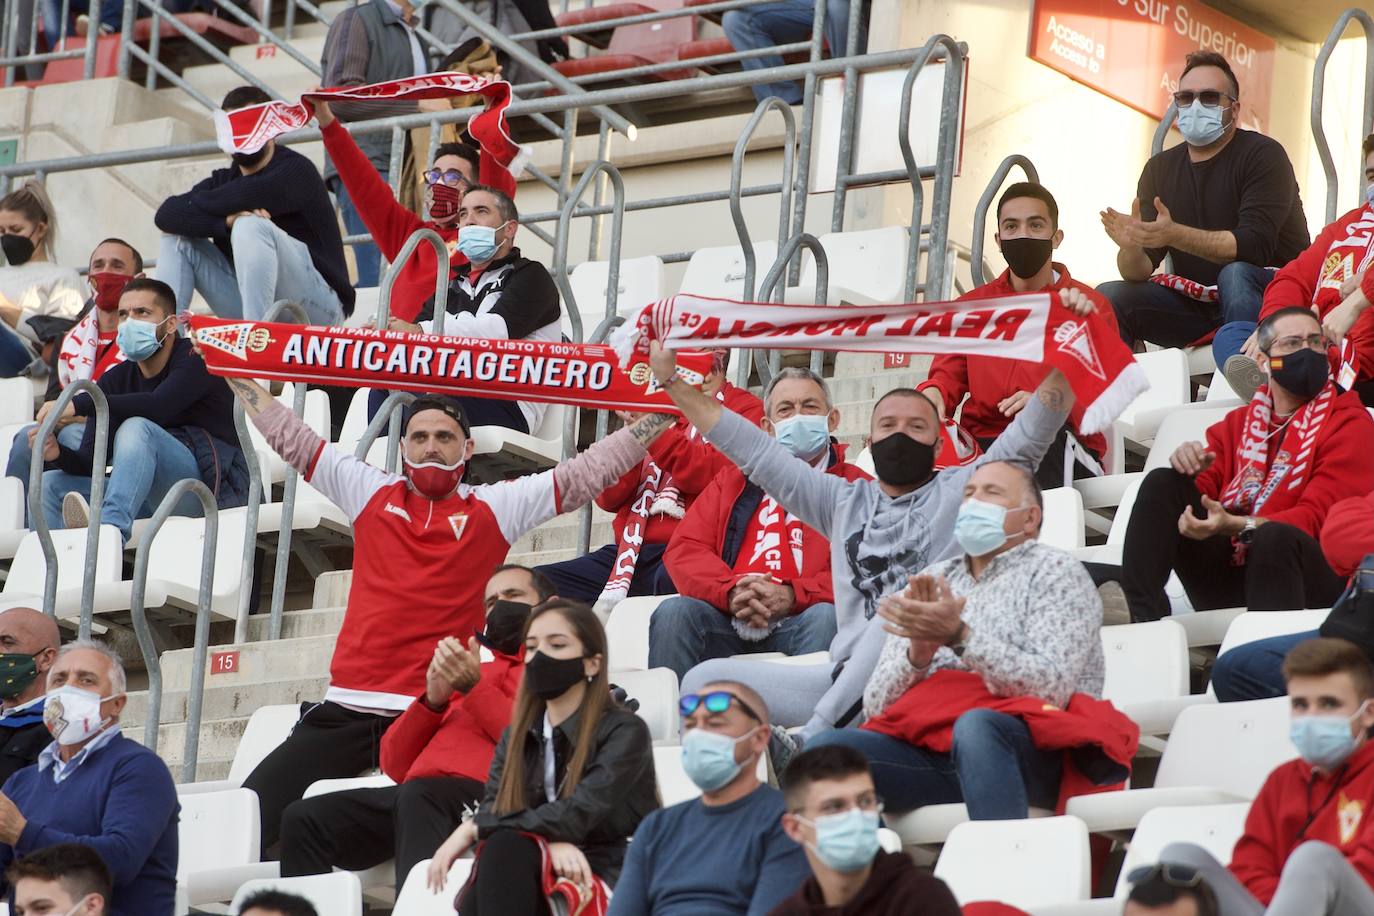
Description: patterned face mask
0,654,38,700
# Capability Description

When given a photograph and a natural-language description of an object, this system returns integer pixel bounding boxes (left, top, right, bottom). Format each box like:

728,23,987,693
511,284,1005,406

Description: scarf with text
730,495,805,642
612,292,1146,434
1149,273,1218,303
184,316,713,414
57,308,124,388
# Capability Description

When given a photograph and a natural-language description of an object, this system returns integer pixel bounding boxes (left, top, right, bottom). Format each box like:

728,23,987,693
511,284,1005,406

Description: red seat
676,36,733,71
128,12,259,45
684,0,727,24
555,3,655,49
30,34,121,84
553,0,697,88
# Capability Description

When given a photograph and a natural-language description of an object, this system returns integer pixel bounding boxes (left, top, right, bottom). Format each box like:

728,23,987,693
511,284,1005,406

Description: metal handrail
969,155,1041,288
553,160,627,346
756,232,830,381
26,380,108,626
263,300,310,642
128,478,217,782
1312,9,1374,222
231,400,263,646
1151,102,1178,156
356,391,417,475
375,228,453,333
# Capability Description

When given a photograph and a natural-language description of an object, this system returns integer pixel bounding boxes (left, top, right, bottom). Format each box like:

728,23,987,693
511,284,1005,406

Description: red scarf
612,293,1145,434
1149,273,1219,303
460,833,609,916
58,310,124,387
1220,380,1338,518
734,495,804,580
596,458,674,608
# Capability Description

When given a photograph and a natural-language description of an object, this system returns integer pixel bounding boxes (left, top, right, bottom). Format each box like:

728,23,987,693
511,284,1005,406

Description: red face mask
89,272,130,313
404,458,465,500
429,183,463,225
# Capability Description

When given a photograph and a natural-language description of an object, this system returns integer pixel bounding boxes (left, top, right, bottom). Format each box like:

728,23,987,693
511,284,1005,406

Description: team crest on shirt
1339,792,1363,845
1320,252,1354,290
448,513,468,541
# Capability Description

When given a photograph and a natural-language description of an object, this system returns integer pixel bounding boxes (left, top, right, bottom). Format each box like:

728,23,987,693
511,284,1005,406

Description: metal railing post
552,160,627,347
785,0,827,286
829,0,866,232
968,155,1040,288
375,228,452,333
1311,9,1374,222
127,478,217,781
756,233,829,381
117,0,136,78
231,401,263,646
262,301,311,641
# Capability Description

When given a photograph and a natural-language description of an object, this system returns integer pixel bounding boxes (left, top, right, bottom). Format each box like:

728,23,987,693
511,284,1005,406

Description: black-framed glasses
423,168,471,188
1173,89,1234,109
679,690,762,723
1127,863,1204,889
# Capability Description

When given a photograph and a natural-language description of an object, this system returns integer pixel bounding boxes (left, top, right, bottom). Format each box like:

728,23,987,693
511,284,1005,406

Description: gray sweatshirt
704,395,1069,735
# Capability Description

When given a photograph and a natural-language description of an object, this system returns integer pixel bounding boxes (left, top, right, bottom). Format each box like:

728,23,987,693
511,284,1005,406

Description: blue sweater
607,785,809,916
0,734,179,916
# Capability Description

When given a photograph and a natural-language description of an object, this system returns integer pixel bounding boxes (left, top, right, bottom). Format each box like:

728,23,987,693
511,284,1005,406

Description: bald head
0,607,61,709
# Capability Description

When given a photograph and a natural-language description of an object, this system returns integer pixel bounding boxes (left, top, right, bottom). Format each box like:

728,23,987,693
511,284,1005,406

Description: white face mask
43,685,120,746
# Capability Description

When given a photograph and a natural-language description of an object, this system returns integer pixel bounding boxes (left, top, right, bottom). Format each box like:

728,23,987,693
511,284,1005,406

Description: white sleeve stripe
473,470,559,544
310,445,402,521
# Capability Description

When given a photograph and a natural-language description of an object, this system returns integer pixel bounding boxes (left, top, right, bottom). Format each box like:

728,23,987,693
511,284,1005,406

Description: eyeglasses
1173,89,1234,108
1266,333,1328,356
679,690,762,723
423,168,471,188
1127,863,1204,889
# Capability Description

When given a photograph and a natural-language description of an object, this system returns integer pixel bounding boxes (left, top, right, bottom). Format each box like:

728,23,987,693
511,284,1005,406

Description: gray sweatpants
1161,841,1374,916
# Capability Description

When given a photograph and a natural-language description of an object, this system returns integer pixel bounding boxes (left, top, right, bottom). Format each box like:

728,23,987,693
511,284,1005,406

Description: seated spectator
0,607,60,784
0,180,84,379
806,461,1109,819
279,565,551,888
1098,52,1308,370
770,744,960,915
608,680,809,914
1156,638,1374,915
1120,307,1374,622
1228,133,1374,399
537,350,765,610
427,600,658,914
649,368,865,682
1123,864,1219,916
6,238,141,495
377,185,560,434
722,1,861,105
238,889,317,916
0,639,178,915
31,278,249,544
647,326,1086,754
314,98,516,321
921,182,1118,487
221,376,673,854
8,842,112,916
155,86,353,325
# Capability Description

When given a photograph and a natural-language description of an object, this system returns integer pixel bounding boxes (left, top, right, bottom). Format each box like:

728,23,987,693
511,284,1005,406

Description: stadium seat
0,378,33,426
177,787,266,906
1204,368,1240,402
1110,802,1248,900
0,476,21,563
567,255,667,343
1111,348,1190,450
467,401,567,473
555,2,656,49
612,667,680,742
0,525,124,606
887,803,1055,851
1039,486,1085,551
1212,608,1330,665
679,241,780,300
301,774,398,894
552,7,696,85
1099,619,1197,736
606,594,671,671
934,815,1092,908
248,385,333,486
230,872,363,916
178,703,301,795
795,227,910,306
394,859,473,916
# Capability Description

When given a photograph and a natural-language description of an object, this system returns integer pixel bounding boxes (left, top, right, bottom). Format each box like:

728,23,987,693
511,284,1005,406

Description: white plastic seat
179,704,302,795
230,873,363,916
335,387,372,453
679,241,779,300
247,385,333,485
1112,349,1190,448
0,475,21,563
1100,620,1196,736
1204,368,1240,403
1216,609,1330,659
1110,803,1249,900
300,774,398,893
887,803,1054,849
568,255,666,342
346,287,381,329
468,401,566,471
796,227,909,305
1039,487,1085,552
1,525,124,600
606,594,672,672
0,378,34,426
177,787,264,906
934,815,1092,908
393,859,473,916
612,667,679,742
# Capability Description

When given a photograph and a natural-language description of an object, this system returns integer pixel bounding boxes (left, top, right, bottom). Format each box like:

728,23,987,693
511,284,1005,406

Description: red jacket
379,652,523,784
320,119,518,321
664,443,870,613
596,383,764,546
918,264,1118,458
1229,738,1374,905
1193,390,1374,540
1261,205,1374,383
1322,494,1374,578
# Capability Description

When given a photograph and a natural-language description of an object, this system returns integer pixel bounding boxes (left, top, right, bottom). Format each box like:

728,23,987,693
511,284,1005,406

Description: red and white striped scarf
1220,380,1337,519
57,309,124,387
1149,273,1218,303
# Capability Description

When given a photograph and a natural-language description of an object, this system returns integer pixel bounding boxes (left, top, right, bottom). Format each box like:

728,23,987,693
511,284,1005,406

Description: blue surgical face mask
1175,99,1227,147
773,413,831,459
681,725,756,792
954,498,1026,558
456,221,508,263
799,808,881,873
1290,701,1368,770
1364,183,1374,207
116,317,168,362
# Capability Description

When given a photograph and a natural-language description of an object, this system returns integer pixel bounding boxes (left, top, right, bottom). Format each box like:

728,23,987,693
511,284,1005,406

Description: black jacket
474,704,658,885
0,705,51,786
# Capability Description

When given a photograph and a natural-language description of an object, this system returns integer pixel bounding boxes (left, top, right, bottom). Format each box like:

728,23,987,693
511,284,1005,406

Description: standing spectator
279,566,550,888
155,87,353,325
320,0,432,287
921,183,1118,487
1153,638,1374,915
650,368,865,682
31,279,249,545
237,889,317,916
0,607,60,785
536,350,765,609
0,180,84,379
723,1,859,105
1099,52,1308,371
427,600,658,914
1123,866,1220,916
1119,307,1374,622
425,3,568,87
0,640,179,915
8,843,112,916
608,680,810,915
769,745,961,915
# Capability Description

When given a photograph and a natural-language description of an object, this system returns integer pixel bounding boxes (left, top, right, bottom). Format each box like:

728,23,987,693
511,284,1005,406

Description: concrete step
245,606,346,641
227,34,326,69
181,57,319,110
161,634,337,692
127,714,252,771
122,673,328,728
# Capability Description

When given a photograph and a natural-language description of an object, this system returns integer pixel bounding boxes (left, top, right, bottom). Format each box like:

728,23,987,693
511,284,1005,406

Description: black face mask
476,600,533,657
870,431,936,488
0,654,38,700
1,234,35,267
523,650,588,700
232,147,271,171
998,236,1053,280
1268,347,1330,399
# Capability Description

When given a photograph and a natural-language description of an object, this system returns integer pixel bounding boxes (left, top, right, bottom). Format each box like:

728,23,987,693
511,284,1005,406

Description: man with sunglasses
1119,307,1374,623
608,682,809,915
1124,864,1219,916
1098,51,1308,369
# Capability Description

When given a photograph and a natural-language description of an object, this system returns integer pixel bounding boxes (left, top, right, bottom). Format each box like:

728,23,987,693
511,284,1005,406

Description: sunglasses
1173,90,1233,109
679,690,762,723
424,168,471,188
1127,863,1203,889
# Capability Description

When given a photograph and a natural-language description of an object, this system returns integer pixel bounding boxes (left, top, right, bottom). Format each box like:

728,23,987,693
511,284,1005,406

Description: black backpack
1319,554,1374,660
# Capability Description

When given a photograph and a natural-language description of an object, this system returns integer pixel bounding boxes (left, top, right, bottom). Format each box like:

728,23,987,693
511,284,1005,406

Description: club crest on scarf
1053,320,1106,381
195,323,273,361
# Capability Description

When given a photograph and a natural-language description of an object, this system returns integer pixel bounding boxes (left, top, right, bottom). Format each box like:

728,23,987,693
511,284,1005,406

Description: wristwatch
947,626,970,658
1237,517,1258,544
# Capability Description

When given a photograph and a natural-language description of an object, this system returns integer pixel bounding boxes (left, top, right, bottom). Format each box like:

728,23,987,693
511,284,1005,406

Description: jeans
7,423,86,510
39,417,202,539
335,177,382,288
1214,319,1258,369
536,543,673,605
647,595,838,683
0,322,33,377
157,216,344,324
1098,262,1275,349
1212,631,1316,702
1161,840,1374,916
722,0,851,104
806,709,1062,817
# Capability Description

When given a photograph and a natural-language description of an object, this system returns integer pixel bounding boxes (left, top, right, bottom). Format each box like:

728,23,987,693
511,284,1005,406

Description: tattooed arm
225,378,275,418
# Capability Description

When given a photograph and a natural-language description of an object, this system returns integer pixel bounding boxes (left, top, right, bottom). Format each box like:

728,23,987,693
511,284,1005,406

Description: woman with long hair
0,179,84,378
427,598,658,914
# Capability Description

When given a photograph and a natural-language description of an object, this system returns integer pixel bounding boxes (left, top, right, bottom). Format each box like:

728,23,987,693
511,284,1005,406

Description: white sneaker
61,491,91,529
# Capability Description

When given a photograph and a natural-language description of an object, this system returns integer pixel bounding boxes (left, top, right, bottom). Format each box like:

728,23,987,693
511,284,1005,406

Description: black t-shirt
1137,128,1310,285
